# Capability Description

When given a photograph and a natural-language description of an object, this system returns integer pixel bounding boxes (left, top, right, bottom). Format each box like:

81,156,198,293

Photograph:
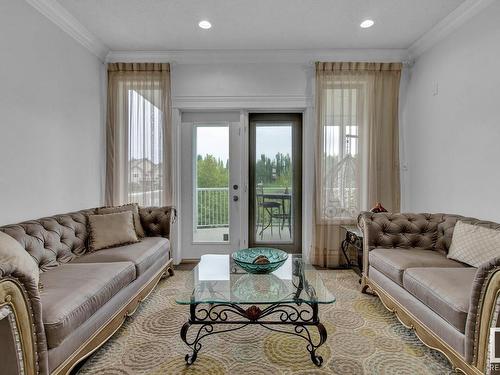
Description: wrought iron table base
180,301,327,366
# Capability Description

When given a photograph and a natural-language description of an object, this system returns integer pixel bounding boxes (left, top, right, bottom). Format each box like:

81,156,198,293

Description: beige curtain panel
106,63,172,207
312,62,401,267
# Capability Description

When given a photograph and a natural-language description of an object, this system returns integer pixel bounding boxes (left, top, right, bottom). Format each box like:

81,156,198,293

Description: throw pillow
88,211,139,251
0,231,40,286
97,203,145,238
447,221,500,267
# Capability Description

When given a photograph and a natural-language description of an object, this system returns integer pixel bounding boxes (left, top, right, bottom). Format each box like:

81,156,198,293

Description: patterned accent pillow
447,221,500,267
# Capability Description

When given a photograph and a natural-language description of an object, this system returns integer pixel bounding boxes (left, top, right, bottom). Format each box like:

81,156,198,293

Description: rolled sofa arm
465,256,500,370
358,212,377,277
139,206,176,239
0,264,48,375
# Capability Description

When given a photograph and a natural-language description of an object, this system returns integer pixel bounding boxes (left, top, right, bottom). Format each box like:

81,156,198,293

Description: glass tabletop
175,254,336,305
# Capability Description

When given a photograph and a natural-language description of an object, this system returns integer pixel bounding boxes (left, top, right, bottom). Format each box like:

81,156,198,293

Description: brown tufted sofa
0,206,175,375
358,212,500,375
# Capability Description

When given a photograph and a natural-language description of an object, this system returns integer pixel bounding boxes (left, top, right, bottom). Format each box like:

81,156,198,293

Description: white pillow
0,231,40,286
447,221,500,267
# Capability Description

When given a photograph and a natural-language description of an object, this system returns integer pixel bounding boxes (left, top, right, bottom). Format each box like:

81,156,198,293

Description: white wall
402,1,500,221
172,63,312,100
0,1,104,225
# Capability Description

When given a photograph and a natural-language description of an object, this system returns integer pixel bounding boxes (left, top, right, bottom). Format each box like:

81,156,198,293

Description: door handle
233,195,239,202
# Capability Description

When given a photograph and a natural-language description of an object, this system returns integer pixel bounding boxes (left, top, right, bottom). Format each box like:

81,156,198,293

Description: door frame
171,102,314,265
248,113,303,253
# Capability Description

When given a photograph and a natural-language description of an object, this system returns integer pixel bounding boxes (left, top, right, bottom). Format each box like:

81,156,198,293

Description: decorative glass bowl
232,247,288,274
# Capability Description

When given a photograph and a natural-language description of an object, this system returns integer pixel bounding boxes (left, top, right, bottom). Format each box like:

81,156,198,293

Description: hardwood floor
174,262,197,271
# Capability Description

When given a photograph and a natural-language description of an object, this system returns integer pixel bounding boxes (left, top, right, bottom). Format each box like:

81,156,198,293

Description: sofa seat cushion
369,248,466,286
403,267,476,332
40,262,135,348
73,237,169,276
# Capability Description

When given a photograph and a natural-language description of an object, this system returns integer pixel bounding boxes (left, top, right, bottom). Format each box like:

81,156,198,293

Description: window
320,85,362,220
127,89,164,206
105,63,171,208
312,62,401,267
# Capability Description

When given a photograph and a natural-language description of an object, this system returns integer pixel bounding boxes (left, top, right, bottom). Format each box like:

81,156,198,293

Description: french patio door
248,113,302,253
180,112,242,260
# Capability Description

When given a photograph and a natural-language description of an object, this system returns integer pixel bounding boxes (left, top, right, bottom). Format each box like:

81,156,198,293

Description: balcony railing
196,188,230,228
128,187,232,228
196,187,291,229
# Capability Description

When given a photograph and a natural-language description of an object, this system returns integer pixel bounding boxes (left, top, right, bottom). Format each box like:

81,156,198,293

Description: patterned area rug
78,270,453,374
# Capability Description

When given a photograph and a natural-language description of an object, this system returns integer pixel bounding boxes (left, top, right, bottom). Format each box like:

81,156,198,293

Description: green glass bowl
232,247,288,274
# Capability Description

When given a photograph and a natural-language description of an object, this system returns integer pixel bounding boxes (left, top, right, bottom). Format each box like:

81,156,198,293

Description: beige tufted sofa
358,212,500,375
0,206,175,375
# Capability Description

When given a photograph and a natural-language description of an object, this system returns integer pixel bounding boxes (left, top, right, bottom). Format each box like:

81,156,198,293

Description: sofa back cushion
139,206,172,238
0,209,95,271
359,212,500,256
360,212,443,250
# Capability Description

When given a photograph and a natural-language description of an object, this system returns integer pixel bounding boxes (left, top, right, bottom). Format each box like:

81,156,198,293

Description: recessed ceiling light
360,19,375,28
198,20,212,29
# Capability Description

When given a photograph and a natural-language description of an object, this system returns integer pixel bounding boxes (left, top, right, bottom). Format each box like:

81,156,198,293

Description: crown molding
106,49,409,65
26,0,109,60
408,0,495,59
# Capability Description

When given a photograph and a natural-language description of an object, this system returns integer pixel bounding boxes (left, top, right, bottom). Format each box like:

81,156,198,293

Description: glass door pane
255,125,293,243
249,114,302,253
193,125,230,243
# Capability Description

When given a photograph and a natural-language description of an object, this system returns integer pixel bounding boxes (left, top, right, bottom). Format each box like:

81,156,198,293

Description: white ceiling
57,0,464,51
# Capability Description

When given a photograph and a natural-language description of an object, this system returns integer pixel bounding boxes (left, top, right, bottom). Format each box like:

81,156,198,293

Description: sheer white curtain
106,63,172,207
312,62,401,267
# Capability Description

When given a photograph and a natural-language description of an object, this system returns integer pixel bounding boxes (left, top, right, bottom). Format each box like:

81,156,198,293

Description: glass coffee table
176,254,335,366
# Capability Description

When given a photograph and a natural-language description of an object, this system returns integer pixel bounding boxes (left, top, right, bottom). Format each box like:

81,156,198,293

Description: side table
340,225,364,281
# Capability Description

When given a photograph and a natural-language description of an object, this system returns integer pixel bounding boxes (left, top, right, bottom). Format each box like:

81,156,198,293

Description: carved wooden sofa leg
361,276,375,295
161,259,175,279
167,265,175,277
